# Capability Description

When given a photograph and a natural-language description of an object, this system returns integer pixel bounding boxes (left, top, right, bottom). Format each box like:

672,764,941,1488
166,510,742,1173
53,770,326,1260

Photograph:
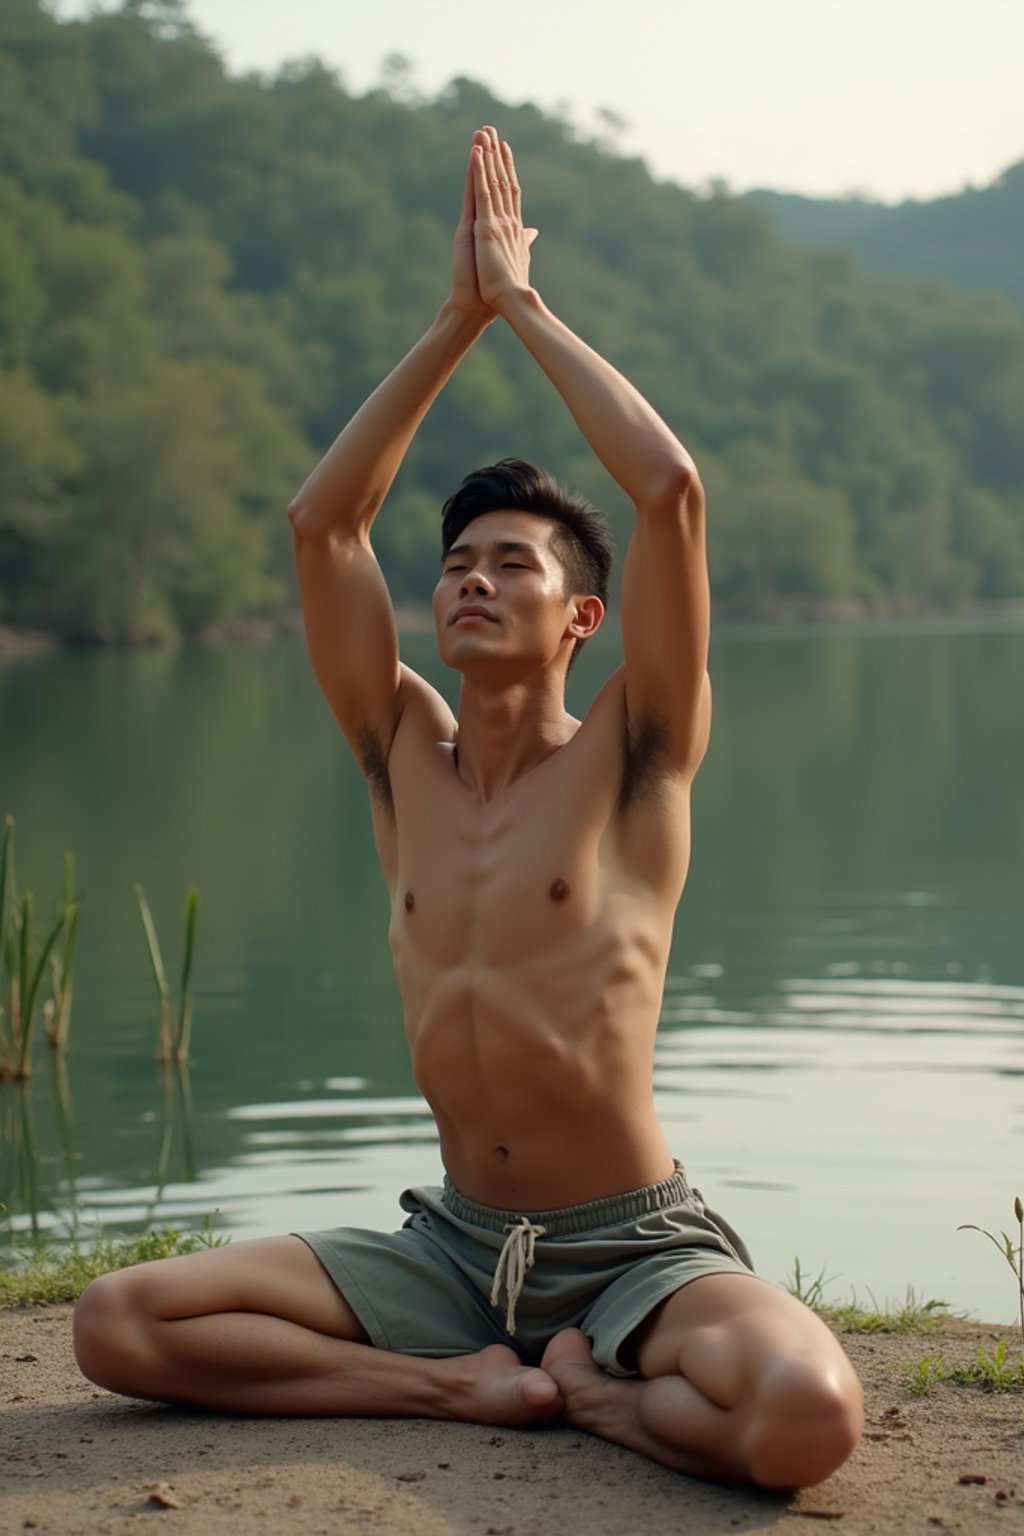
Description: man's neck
454,675,579,800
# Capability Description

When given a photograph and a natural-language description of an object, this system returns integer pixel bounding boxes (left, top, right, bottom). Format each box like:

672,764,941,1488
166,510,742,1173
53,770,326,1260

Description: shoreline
2,1304,1021,1535
4,598,1024,657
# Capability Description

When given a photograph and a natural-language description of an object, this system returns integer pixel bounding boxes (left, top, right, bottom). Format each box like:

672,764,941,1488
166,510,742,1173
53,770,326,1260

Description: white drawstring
490,1216,547,1335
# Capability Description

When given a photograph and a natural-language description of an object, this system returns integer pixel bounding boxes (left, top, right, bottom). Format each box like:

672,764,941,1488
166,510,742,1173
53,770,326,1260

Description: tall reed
135,883,200,1065
959,1197,1024,1364
0,817,67,1079
45,853,80,1051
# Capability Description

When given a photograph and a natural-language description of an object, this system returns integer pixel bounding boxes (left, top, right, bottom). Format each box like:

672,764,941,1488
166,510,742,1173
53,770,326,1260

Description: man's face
433,510,577,678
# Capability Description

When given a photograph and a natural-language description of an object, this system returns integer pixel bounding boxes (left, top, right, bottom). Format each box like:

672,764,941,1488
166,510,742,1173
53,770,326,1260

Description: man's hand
450,130,495,319
472,126,538,312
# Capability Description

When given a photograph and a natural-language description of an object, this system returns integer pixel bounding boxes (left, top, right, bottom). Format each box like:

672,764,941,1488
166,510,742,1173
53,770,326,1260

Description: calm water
1,621,1022,1322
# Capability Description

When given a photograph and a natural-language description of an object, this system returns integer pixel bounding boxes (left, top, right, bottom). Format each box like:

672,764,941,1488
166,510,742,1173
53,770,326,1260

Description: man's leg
541,1273,863,1488
73,1236,561,1424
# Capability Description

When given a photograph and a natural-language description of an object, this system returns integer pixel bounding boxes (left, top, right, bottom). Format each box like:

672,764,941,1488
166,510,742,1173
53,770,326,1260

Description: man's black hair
440,459,614,667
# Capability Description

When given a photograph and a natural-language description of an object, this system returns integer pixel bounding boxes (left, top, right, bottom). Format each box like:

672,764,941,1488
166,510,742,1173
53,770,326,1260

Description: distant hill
2,0,1024,641
746,162,1024,310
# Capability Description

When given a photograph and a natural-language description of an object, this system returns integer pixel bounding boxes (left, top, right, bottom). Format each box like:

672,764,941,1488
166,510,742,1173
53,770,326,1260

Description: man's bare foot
442,1343,563,1426
542,1328,742,1479
540,1329,642,1441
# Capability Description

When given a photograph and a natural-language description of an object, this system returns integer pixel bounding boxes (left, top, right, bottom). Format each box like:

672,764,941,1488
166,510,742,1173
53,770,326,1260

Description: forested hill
2,0,1024,644
746,164,1024,312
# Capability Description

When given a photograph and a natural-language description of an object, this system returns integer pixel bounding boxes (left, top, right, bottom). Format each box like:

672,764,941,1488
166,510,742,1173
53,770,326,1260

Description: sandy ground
2,1306,1022,1536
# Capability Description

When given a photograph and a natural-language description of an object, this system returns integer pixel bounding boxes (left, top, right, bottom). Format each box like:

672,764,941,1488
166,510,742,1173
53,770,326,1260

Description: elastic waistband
441,1162,694,1237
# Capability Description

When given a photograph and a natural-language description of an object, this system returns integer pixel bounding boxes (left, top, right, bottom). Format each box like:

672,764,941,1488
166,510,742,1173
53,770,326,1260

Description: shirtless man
74,128,863,1488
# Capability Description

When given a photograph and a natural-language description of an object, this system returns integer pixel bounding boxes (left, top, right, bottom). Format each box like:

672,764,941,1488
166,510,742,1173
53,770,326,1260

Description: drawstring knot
490,1216,546,1335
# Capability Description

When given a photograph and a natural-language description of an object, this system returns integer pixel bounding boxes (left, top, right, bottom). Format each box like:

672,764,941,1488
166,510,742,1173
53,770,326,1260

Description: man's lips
450,607,498,625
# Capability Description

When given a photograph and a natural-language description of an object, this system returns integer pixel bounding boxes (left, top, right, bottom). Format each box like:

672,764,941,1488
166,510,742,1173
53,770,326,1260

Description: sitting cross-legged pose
74,126,863,1488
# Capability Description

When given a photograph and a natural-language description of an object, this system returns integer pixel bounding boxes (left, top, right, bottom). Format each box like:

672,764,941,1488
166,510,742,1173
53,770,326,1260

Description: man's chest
380,747,617,968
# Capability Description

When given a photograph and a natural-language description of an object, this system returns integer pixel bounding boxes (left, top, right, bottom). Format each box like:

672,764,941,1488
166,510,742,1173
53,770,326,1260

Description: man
74,128,863,1488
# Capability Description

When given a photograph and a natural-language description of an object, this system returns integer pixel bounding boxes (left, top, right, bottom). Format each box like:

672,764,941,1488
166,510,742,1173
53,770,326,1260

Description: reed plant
135,883,200,1064
959,1196,1024,1365
0,817,73,1079
44,853,80,1051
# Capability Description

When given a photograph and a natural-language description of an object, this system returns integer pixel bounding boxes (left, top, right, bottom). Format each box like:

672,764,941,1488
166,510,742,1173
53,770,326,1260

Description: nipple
404,891,415,912
549,877,570,903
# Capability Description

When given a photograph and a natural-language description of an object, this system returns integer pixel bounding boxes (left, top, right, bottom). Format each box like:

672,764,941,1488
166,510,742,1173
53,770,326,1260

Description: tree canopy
2,0,1024,641
747,165,1024,312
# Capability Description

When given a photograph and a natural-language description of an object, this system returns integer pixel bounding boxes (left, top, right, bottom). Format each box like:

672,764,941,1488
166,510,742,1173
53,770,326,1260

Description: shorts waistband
440,1162,695,1237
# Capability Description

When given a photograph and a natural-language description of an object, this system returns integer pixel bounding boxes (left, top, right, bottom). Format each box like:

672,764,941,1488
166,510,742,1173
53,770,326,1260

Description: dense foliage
2,0,1024,640
747,166,1024,312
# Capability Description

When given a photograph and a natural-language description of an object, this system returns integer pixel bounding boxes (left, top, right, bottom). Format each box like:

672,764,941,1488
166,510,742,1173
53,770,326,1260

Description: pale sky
59,0,1023,201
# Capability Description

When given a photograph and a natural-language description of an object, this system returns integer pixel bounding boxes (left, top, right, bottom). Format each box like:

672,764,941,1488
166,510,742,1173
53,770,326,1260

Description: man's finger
459,145,476,225
501,141,522,216
463,129,490,221
483,125,512,218
472,144,493,211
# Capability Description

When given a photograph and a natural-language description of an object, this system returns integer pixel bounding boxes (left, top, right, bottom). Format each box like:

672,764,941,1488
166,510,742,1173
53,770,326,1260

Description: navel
549,877,570,903
404,890,415,912
494,1144,509,1161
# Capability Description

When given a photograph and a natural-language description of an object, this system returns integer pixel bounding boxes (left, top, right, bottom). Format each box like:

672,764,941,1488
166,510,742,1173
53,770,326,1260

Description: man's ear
567,596,604,640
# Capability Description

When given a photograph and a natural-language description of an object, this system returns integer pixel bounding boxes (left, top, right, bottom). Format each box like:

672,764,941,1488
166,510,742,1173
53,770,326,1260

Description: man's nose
459,568,494,598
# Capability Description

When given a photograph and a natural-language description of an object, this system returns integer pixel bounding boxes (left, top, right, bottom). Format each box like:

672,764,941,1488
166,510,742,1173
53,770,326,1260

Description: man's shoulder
383,667,457,760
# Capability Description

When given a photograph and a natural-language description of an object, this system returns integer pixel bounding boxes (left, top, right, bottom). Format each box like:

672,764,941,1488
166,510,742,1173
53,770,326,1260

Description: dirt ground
2,1306,1022,1536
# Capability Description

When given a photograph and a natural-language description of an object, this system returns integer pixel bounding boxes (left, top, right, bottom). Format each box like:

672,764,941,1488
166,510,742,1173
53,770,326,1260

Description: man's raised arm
471,128,710,777
287,138,493,768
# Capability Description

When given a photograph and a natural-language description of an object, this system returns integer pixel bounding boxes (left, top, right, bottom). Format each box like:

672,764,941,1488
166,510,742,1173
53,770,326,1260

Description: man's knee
744,1356,864,1489
74,1268,155,1395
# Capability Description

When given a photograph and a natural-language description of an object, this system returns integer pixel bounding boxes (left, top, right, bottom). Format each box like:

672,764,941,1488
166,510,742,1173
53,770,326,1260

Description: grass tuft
904,1338,1024,1395
0,1225,227,1308
786,1259,951,1334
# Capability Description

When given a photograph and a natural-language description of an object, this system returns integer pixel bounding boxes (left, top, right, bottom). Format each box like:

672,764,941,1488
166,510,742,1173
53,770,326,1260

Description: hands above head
469,126,538,315
449,126,537,320
449,128,496,320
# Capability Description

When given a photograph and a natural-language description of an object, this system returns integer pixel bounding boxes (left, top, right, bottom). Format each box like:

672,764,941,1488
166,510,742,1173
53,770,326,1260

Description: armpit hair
619,710,672,810
357,728,393,813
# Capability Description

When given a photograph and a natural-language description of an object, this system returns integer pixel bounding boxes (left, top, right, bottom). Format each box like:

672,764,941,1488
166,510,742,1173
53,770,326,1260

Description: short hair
440,459,614,667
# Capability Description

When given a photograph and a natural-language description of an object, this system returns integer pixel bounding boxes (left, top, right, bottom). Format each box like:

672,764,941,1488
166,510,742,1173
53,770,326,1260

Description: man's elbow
643,462,705,523
287,495,333,541
287,495,311,535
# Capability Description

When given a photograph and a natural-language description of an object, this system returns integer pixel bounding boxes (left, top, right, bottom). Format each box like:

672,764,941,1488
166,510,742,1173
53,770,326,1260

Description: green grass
0,1225,227,1308
906,1338,1024,1395
786,1258,952,1334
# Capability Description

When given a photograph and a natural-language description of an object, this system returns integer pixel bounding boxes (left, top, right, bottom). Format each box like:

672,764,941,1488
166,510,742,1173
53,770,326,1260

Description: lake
1,619,1022,1323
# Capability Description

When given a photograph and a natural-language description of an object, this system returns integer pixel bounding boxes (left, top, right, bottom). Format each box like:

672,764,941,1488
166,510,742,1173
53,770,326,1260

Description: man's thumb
526,228,540,247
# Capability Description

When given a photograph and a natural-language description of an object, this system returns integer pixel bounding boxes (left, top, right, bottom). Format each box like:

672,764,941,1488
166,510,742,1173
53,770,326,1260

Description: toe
540,1328,596,1375
520,1368,562,1409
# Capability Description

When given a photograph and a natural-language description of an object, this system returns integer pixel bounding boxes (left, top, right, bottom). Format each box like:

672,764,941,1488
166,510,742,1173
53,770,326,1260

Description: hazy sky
60,0,1023,201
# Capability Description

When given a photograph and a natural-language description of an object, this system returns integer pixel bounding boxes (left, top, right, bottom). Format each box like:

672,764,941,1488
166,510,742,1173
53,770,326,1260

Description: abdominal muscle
397,940,678,1211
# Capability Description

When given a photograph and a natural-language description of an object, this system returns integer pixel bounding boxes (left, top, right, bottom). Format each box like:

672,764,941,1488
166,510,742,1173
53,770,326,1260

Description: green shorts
296,1164,757,1377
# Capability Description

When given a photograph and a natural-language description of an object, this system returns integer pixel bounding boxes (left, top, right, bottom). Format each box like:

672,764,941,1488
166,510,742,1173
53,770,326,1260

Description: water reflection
1,1059,199,1247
